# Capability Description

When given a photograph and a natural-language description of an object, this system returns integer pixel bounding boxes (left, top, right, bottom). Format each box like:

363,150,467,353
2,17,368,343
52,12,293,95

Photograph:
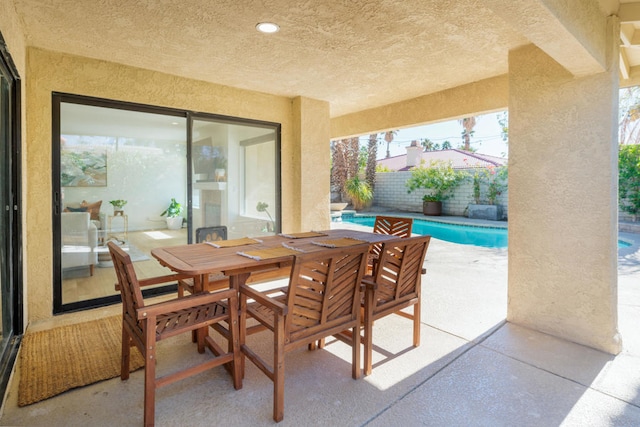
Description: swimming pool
343,215,633,249
343,215,507,248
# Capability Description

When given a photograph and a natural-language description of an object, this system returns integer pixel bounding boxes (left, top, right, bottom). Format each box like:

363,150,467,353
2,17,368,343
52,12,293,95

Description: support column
508,36,621,353
291,96,331,232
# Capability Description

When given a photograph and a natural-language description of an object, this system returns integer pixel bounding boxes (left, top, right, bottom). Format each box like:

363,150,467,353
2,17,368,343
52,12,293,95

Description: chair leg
363,289,374,376
143,327,157,427
121,325,131,380
273,315,285,422
228,295,243,390
239,293,247,379
352,324,361,380
413,299,421,347
196,326,206,353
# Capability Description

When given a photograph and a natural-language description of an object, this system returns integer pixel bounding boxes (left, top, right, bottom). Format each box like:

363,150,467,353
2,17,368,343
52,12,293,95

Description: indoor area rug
18,315,144,406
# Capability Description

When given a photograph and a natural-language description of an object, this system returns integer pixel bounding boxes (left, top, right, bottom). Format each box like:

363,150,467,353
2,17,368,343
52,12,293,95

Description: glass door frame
0,31,23,399
52,93,188,313
187,113,282,242
52,94,282,313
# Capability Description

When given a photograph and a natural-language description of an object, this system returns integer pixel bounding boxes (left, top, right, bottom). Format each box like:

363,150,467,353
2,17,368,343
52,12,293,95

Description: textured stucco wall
292,97,331,232
485,0,607,77
508,39,620,353
0,3,25,76
25,48,312,321
330,75,508,139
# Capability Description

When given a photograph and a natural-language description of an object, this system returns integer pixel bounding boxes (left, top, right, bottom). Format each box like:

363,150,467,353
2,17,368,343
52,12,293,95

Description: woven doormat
18,315,144,406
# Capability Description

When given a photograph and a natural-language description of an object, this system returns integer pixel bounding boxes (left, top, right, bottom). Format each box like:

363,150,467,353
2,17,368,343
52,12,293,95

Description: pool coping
343,211,509,230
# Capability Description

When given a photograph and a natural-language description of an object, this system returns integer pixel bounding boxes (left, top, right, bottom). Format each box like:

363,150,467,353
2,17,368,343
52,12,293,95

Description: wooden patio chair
239,244,369,422
108,241,242,427
368,215,414,274
361,234,431,375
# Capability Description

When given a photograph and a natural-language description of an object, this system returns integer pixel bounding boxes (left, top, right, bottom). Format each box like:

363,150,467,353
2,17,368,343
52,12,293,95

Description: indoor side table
107,211,128,243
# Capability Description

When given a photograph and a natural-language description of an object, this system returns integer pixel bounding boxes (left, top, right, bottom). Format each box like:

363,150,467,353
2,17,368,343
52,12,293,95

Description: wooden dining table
151,228,396,292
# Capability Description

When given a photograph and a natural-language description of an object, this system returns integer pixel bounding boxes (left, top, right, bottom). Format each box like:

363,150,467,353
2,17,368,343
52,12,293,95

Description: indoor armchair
61,211,98,276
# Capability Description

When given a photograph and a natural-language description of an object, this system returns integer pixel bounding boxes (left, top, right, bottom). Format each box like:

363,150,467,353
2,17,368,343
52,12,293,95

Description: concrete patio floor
1,218,640,426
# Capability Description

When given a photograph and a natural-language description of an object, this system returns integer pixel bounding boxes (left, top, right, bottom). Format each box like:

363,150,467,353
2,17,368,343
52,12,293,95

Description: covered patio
0,0,639,424
1,219,639,425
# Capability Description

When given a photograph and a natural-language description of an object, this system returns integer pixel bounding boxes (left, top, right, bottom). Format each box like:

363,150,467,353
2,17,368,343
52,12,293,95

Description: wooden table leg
191,274,206,343
230,272,250,377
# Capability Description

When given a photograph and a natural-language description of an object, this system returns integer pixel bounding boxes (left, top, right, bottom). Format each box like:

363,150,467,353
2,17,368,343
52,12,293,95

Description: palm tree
330,139,348,200
458,116,478,151
421,138,434,151
441,140,452,150
348,137,360,178
330,138,360,202
384,130,396,158
365,133,378,192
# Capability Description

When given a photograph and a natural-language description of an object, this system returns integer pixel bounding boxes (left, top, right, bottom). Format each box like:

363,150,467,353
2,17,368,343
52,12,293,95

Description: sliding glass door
53,95,280,313
53,96,188,312
190,116,280,241
0,32,22,396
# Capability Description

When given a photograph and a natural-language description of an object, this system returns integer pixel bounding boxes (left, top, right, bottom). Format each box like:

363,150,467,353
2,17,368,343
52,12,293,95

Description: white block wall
373,170,509,219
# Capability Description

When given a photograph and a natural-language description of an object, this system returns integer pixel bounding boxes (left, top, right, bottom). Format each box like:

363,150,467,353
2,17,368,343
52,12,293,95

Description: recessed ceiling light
256,22,280,34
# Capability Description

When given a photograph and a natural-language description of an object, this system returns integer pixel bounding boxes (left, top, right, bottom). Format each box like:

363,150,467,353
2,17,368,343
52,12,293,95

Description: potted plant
256,201,275,232
344,176,373,210
160,198,184,230
213,155,227,182
109,199,127,215
467,166,507,220
406,161,466,216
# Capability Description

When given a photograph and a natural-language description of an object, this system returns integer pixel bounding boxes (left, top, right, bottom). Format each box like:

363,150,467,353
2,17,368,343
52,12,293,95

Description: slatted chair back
108,241,242,426
195,225,227,243
370,215,413,265
370,234,430,314
362,234,430,375
240,243,369,422
285,245,368,344
110,242,146,346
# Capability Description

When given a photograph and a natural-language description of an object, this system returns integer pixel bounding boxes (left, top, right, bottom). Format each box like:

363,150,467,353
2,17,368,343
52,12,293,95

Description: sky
369,110,509,160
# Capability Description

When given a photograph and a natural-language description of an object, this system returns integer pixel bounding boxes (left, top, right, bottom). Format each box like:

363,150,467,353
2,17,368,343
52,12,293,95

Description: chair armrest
88,223,98,248
362,277,378,291
240,284,288,315
136,287,236,320
115,273,190,291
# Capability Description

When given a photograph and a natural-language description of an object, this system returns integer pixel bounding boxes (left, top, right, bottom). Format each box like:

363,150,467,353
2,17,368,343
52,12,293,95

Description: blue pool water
343,215,632,249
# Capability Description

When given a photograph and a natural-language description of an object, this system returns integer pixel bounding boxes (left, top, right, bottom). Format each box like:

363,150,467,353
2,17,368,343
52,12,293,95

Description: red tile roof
377,148,507,171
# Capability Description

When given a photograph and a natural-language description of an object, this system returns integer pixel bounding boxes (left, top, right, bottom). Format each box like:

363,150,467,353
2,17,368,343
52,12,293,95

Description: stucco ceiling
9,0,639,117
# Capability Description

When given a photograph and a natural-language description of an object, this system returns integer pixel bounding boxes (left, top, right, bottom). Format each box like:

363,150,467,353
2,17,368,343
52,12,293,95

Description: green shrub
345,176,373,210
619,144,640,219
406,161,467,202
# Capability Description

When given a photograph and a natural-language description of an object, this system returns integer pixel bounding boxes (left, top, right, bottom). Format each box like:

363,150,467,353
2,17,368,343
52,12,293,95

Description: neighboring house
377,144,507,171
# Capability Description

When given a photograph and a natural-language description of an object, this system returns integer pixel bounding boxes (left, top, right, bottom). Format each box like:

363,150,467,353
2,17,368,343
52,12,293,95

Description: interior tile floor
62,228,186,304
2,218,639,426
